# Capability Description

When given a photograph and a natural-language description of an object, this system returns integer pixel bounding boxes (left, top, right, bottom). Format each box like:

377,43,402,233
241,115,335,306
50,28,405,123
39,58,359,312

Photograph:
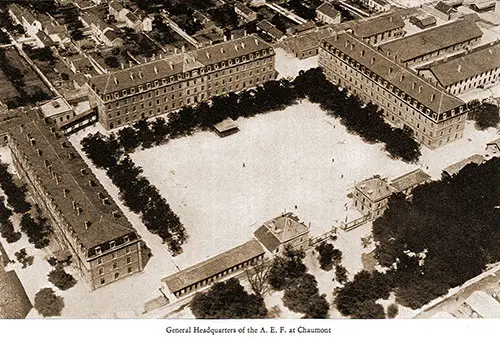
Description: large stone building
417,41,500,95
349,13,405,46
319,32,468,149
0,112,144,290
378,19,483,66
88,35,276,130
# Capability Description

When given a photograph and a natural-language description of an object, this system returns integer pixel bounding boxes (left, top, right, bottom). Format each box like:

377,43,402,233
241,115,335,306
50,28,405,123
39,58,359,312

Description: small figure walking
243,162,245,167
294,205,298,209
341,174,344,179
332,158,334,162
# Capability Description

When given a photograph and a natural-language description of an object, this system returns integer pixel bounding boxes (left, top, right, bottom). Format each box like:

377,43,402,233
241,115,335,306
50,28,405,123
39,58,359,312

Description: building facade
418,41,500,95
88,35,276,130
319,32,468,149
316,3,341,24
1,113,143,290
349,14,405,46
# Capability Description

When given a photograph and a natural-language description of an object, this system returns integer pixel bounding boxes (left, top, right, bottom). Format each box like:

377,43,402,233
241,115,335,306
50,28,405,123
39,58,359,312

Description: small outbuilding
212,118,239,137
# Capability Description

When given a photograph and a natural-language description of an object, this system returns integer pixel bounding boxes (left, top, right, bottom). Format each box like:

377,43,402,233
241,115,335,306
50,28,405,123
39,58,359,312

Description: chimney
412,82,416,89
30,138,36,146
221,47,225,54
390,16,393,22
457,64,462,72
129,61,133,68
400,74,404,82
84,221,92,229
76,207,83,216
334,32,338,41
255,38,259,45
371,57,375,64
112,210,120,218
130,72,134,80
159,53,162,59
102,197,110,205
37,149,42,156
63,188,69,198
431,93,436,101
113,77,118,85
206,52,210,59
121,63,124,69
80,168,87,176
169,61,173,70
361,49,365,57
418,85,422,93
139,70,143,79
72,200,77,210
235,44,238,51
241,42,245,49
152,53,156,60
350,43,354,50
55,174,60,185
44,160,50,168
345,40,348,48
89,179,96,187
154,66,158,74
388,67,393,75
20,125,24,133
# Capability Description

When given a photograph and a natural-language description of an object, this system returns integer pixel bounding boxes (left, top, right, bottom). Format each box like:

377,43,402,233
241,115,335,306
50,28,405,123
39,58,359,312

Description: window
125,247,130,253
128,267,132,274
127,257,131,264
109,241,115,249
112,252,117,259
113,262,117,269
114,272,119,279
99,268,103,275
100,278,105,285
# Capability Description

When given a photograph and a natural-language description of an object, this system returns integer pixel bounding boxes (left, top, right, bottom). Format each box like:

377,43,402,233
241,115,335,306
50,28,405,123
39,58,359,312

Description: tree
104,56,120,69
387,303,398,318
469,103,499,130
34,288,64,317
245,261,272,297
283,274,319,312
335,265,348,284
15,248,34,268
0,220,21,243
267,247,307,291
190,278,267,318
305,293,330,318
20,214,51,249
47,267,77,290
315,242,338,270
117,126,140,152
350,301,386,319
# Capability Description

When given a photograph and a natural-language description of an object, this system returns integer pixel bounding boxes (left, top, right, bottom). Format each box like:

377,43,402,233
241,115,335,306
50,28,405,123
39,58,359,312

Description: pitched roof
350,13,404,38
464,291,500,318
254,225,281,252
378,19,483,63
282,25,339,52
322,33,465,114
435,1,454,14
162,239,265,293
89,53,194,94
426,42,500,87
443,154,485,176
190,35,272,66
235,2,256,16
109,0,125,13
486,137,500,147
125,11,140,24
3,114,138,251
260,212,309,243
390,169,431,192
257,20,284,39
288,21,316,34
317,3,340,19
35,31,54,46
0,269,32,319
355,176,395,202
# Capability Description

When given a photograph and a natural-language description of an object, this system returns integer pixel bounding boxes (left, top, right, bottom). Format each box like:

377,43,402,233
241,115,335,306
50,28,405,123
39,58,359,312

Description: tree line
0,160,31,214
334,157,500,316
81,131,187,255
109,68,421,162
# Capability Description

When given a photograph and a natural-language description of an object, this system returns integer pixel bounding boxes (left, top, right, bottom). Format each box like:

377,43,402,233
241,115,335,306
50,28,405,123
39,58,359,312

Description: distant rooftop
443,154,485,176
390,169,431,192
378,19,483,63
40,97,72,118
355,176,395,202
350,13,405,38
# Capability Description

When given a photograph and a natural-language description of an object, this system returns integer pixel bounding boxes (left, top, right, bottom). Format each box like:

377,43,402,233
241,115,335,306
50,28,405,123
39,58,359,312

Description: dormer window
124,236,130,243
110,241,115,249
95,247,102,255
154,81,159,87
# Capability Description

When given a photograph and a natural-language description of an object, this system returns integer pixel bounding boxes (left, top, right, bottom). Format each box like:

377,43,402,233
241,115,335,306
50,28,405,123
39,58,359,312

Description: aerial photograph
0,0,499,321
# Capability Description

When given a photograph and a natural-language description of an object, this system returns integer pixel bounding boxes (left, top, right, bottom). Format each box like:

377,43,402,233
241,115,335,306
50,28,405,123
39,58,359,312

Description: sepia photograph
0,0,499,333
